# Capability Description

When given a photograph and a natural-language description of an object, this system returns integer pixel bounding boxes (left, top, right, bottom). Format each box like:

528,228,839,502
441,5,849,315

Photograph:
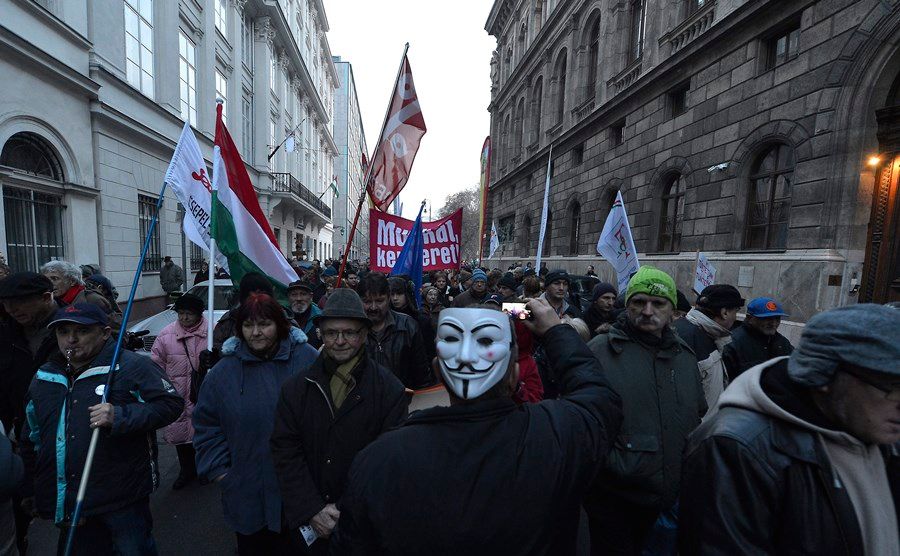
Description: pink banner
369,208,462,273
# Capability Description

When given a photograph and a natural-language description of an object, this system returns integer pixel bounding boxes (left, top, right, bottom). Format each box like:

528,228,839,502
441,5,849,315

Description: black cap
696,284,745,310
313,288,371,326
544,269,570,286
47,303,110,328
0,272,53,299
592,282,617,302
287,279,314,293
676,289,692,313
484,293,503,306
498,274,517,290
173,293,205,314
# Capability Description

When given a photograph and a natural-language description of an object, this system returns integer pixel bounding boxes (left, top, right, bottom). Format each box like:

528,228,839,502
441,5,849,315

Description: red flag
367,55,426,211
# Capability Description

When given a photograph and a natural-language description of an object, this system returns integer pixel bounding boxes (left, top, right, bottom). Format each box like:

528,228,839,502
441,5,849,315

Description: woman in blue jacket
193,293,318,554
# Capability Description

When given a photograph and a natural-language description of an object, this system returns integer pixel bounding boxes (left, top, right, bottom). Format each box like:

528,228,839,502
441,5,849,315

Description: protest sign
369,208,462,273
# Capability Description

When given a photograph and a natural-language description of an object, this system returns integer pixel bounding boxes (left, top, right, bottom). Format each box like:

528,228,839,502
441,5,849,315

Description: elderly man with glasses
270,288,408,555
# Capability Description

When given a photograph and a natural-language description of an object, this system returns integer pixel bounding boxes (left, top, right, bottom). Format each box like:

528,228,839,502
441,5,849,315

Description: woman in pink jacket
151,293,207,489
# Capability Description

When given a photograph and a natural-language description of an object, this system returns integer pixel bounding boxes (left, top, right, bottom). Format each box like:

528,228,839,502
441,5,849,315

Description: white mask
436,308,513,400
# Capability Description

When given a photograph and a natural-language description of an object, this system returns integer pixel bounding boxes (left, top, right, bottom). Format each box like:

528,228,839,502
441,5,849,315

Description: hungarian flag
367,54,426,211
211,103,299,296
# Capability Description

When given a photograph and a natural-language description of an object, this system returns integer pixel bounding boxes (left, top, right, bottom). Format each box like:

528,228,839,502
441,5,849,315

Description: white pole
207,239,216,351
535,144,553,271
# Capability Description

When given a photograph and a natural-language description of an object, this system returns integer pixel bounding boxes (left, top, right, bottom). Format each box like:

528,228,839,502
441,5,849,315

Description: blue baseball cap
48,303,110,328
747,297,788,318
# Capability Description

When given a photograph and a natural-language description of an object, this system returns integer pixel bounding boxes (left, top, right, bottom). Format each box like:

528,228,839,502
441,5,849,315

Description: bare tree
437,185,482,262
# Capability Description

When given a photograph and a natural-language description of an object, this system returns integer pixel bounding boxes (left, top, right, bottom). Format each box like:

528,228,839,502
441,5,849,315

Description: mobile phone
502,302,532,320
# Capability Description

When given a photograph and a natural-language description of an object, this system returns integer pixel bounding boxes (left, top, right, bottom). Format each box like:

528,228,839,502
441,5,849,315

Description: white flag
535,146,553,270
285,134,296,153
164,123,229,271
596,191,639,292
489,221,500,259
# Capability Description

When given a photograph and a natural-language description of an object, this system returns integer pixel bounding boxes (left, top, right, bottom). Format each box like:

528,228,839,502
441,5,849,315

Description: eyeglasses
320,327,365,342
842,366,900,402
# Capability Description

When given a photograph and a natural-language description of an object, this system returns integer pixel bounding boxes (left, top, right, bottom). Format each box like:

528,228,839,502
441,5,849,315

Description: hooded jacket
21,340,183,523
192,328,318,535
680,357,900,555
329,325,623,555
674,308,732,410
150,316,208,444
587,318,706,510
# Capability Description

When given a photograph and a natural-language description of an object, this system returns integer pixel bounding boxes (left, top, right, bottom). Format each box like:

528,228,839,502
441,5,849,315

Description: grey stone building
0,0,338,313
332,56,368,263
484,0,900,322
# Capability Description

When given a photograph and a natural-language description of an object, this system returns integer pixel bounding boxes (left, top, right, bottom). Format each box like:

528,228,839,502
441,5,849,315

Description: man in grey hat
679,304,900,555
270,288,408,553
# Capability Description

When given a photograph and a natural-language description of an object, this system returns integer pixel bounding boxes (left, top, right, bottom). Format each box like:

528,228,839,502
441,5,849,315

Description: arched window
569,201,581,255
531,77,543,144
0,132,64,181
745,144,794,249
586,17,601,101
513,98,525,155
658,174,685,252
553,51,567,124
542,209,553,256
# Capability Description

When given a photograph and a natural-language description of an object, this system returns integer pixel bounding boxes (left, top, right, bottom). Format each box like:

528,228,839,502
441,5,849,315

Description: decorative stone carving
254,16,275,46
278,53,289,72
230,0,247,13
490,49,500,89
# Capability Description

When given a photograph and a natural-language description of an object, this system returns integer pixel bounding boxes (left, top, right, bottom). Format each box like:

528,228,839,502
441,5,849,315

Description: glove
198,348,220,373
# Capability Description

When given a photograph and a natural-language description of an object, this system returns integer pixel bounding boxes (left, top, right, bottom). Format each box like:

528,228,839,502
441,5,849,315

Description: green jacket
587,321,705,510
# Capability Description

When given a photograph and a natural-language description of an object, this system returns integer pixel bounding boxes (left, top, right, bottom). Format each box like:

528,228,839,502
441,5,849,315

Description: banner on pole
369,208,462,273
535,146,553,270
477,137,491,261
694,252,717,294
488,221,500,259
596,191,640,292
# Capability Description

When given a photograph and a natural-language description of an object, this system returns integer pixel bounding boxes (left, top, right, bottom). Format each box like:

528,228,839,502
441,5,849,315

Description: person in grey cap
270,288,407,553
679,304,900,555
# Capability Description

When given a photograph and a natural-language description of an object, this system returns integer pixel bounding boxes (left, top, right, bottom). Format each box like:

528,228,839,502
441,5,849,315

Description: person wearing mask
585,267,706,555
722,297,794,379
150,293,207,490
358,273,430,389
21,304,183,554
329,300,623,554
270,289,408,554
287,280,322,349
679,304,900,555
40,261,112,314
583,282,618,337
540,269,582,318
674,284,745,410
451,269,489,307
193,294,318,554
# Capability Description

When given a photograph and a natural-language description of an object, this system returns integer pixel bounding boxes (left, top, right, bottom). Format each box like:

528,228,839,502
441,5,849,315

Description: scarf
59,284,85,306
325,352,362,410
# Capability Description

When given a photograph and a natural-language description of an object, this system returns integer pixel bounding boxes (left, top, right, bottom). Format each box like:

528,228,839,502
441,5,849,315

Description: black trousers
174,443,196,478
586,495,661,556
235,528,304,556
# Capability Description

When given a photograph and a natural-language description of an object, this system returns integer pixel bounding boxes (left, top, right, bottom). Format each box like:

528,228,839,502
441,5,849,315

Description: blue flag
390,203,425,308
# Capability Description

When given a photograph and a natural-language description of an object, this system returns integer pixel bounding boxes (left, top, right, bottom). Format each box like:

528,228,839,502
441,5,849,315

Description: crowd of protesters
0,248,897,555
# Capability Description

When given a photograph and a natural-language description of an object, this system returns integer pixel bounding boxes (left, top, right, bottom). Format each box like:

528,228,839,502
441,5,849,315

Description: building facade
0,0,338,312
485,0,900,321
332,56,368,263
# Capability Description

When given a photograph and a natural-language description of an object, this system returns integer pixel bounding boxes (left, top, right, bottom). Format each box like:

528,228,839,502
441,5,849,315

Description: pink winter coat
151,318,207,445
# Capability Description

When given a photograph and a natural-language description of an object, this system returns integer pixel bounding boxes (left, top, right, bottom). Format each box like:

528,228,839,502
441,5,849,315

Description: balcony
573,98,595,121
608,58,643,96
270,173,331,220
659,0,717,57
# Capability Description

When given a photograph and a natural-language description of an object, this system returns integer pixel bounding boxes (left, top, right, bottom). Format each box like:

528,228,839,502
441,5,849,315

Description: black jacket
582,306,616,338
329,325,623,555
722,324,793,379
21,340,183,523
679,359,900,555
366,311,430,389
0,316,59,438
270,352,408,530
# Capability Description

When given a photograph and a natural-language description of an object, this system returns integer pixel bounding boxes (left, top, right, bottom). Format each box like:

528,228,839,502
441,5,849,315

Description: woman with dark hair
430,271,450,306
421,286,444,331
193,293,318,554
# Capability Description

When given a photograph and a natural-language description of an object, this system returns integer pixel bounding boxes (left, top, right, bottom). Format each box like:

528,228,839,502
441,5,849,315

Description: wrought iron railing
270,173,331,219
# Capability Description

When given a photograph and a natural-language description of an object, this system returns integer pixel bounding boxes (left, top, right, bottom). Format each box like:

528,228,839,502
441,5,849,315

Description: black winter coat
270,352,408,531
366,311,430,389
329,325,623,555
722,324,793,379
21,341,183,523
0,316,59,437
679,359,900,555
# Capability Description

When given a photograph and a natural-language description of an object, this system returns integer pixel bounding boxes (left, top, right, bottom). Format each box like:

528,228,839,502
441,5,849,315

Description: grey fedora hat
313,288,371,326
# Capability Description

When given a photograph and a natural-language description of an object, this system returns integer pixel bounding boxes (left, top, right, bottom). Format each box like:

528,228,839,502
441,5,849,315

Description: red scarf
60,284,85,305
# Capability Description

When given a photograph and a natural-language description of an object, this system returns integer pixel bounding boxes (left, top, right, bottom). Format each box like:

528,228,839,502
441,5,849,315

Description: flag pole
267,118,305,162
63,183,169,556
207,239,216,351
336,42,410,287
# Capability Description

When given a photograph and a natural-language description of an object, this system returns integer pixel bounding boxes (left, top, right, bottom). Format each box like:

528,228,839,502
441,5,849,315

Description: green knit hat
625,266,677,307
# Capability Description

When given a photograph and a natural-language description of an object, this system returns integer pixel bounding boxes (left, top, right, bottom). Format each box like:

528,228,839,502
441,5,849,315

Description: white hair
40,260,84,285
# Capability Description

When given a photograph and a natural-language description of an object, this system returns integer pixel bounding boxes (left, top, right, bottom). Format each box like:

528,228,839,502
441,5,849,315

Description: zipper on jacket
306,377,335,419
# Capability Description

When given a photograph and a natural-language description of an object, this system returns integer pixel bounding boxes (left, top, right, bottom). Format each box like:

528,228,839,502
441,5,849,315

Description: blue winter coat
21,340,183,523
192,328,318,535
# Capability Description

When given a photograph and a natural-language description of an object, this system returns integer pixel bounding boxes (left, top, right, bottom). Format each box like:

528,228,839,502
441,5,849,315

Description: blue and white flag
390,203,425,308
489,221,500,259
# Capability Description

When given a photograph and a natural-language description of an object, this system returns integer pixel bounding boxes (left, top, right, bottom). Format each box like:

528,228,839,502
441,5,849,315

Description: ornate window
214,0,227,35
553,51,567,124
513,98,525,155
0,133,63,181
241,15,254,68
569,201,581,255
215,70,228,124
745,144,794,250
658,174,686,252
629,0,645,63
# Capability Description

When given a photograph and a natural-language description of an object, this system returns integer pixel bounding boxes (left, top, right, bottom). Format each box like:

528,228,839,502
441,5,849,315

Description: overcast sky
325,1,497,219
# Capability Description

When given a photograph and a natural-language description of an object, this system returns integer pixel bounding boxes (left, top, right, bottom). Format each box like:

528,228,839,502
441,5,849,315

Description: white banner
596,190,639,292
489,221,500,259
694,252,717,294
164,123,228,271
535,145,553,270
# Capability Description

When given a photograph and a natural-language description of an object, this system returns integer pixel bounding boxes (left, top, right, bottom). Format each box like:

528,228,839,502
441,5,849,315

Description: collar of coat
607,321,690,359
404,396,518,426
220,326,309,361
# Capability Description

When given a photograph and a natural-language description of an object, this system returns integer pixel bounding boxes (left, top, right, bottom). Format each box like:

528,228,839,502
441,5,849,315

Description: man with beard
722,297,793,379
585,267,705,555
358,273,430,389
497,274,518,302
583,282,618,337
288,280,322,349
451,269,489,307
540,270,582,318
